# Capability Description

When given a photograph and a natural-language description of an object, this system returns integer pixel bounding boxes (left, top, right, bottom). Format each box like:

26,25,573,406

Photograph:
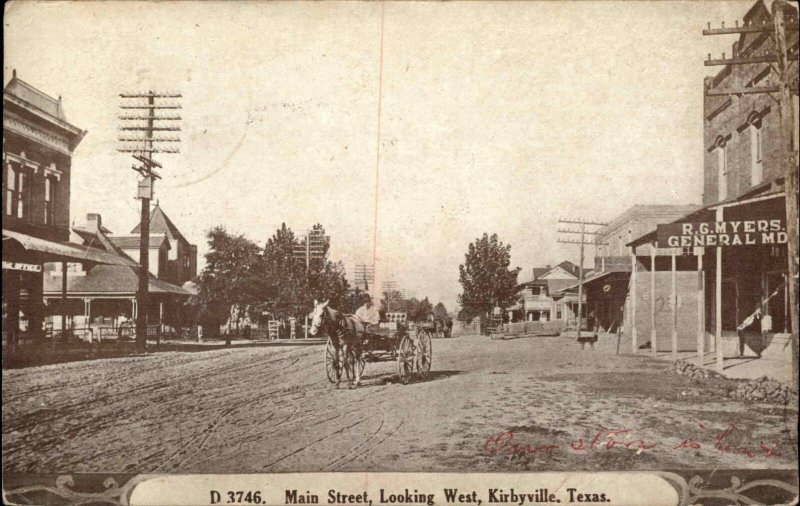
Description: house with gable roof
508,261,586,324
42,208,196,337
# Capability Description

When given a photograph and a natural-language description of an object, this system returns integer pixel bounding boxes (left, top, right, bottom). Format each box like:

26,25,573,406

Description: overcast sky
4,0,751,310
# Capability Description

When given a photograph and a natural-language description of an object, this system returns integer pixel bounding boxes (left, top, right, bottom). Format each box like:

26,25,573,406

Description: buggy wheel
397,335,415,385
416,330,433,380
325,338,342,384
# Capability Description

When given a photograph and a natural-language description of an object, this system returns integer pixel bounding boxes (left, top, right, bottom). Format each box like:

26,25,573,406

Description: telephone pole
703,1,798,384
118,91,182,351
293,228,326,337
557,219,608,342
353,264,375,292
382,280,399,312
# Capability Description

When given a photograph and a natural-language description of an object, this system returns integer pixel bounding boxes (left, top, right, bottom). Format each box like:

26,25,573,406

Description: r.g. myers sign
657,219,787,248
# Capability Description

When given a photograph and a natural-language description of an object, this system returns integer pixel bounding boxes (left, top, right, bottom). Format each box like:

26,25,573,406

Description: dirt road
2,335,797,473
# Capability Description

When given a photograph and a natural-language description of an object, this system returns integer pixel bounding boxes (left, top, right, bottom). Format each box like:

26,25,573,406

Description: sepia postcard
2,1,798,505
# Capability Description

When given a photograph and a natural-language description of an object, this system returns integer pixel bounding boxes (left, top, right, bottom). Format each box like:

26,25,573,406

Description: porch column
83,298,92,343
650,242,657,357
671,250,678,360
159,301,164,331
697,249,705,367
61,261,67,336
132,298,137,320
631,249,637,354
715,207,724,373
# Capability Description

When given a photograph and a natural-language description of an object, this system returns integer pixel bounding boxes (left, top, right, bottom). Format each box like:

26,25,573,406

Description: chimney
545,264,551,270
86,213,102,232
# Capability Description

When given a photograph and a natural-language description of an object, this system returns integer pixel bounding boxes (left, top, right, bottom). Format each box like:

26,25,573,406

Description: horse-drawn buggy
416,318,452,339
309,301,432,388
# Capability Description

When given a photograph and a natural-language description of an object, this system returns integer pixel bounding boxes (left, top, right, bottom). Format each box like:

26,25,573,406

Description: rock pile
667,360,722,379
728,376,797,404
667,360,797,404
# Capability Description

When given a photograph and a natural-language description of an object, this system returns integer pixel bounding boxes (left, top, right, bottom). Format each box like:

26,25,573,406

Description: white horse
309,300,366,388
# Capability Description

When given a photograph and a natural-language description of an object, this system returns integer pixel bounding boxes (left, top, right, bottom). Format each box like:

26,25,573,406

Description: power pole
557,219,608,342
703,2,799,384
118,91,182,351
354,264,375,292
293,228,326,337
382,280,398,312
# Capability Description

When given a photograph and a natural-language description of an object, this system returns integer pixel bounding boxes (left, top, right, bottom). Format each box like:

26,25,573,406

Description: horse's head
309,299,329,336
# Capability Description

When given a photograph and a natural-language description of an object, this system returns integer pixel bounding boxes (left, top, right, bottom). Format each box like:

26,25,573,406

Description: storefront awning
2,229,136,267
626,188,784,249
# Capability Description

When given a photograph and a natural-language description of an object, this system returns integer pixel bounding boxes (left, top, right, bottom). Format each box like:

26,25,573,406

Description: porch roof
43,264,191,296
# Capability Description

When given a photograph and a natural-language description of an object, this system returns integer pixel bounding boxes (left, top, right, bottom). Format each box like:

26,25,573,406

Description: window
750,124,763,186
717,144,728,201
4,165,15,216
4,164,28,219
44,177,56,225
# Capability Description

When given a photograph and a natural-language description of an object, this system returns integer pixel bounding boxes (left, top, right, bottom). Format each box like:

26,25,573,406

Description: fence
501,320,565,336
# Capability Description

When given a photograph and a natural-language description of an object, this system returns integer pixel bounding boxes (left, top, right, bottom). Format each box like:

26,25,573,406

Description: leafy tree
433,302,449,321
409,297,433,322
380,289,403,313
458,233,521,320
262,223,349,318
198,226,265,336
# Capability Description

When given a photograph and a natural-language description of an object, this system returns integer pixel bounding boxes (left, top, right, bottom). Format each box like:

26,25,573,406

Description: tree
262,223,349,319
458,233,521,320
409,297,433,322
433,302,449,321
197,226,265,338
380,289,403,313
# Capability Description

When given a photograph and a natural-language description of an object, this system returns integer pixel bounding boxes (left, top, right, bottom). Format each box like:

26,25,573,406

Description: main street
2,334,796,474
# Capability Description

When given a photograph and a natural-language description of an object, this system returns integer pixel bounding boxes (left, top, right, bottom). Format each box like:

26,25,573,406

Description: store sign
2,261,43,272
657,219,787,248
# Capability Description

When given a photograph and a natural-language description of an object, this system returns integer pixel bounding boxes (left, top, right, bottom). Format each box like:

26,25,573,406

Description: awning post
631,250,637,354
697,249,705,367
715,207,724,373
651,242,657,357
671,251,678,360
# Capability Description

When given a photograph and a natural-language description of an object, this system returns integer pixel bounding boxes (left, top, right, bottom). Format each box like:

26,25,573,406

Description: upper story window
4,163,29,219
750,123,763,186
44,176,57,225
716,143,729,201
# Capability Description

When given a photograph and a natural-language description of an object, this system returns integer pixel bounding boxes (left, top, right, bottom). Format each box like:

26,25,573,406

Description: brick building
629,0,798,365
3,71,130,360
703,0,798,207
